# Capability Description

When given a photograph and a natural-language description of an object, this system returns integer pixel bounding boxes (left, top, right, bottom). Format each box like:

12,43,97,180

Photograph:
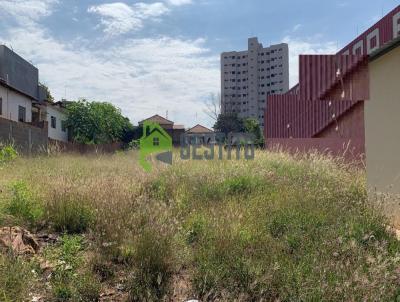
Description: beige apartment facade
365,38,400,195
221,37,289,127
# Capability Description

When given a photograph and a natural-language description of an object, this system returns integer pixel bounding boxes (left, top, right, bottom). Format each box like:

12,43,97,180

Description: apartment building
221,37,289,127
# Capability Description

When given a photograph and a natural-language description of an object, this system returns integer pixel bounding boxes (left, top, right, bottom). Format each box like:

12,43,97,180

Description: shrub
222,175,260,195
0,144,18,164
6,181,43,225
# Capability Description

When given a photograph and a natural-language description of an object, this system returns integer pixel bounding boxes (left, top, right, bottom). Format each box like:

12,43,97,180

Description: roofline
142,121,172,142
139,114,174,125
0,45,39,72
369,36,400,62
338,5,400,54
186,124,214,133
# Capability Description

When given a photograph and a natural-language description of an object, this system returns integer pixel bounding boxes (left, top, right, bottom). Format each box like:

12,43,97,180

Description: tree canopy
213,113,264,146
66,100,134,145
213,113,244,135
39,83,54,103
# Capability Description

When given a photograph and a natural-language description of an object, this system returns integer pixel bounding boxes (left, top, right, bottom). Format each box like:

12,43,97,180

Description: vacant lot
0,151,399,301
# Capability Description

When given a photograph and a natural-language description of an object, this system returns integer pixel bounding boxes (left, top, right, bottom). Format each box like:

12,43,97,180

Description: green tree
66,100,133,144
213,113,244,135
39,83,54,103
243,118,264,147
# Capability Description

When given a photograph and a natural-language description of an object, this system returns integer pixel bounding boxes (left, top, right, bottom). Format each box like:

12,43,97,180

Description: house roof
186,124,214,134
139,114,174,125
141,121,172,142
173,124,185,130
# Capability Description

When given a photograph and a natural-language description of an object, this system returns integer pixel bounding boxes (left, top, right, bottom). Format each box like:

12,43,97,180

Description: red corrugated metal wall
338,5,400,56
264,5,400,140
265,94,358,138
299,55,369,102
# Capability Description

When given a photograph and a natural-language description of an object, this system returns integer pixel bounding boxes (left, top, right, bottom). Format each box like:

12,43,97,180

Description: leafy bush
0,144,18,164
6,181,43,225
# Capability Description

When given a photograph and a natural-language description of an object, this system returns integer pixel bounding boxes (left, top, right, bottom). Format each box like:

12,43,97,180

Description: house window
398,18,400,35
61,120,67,132
370,36,377,49
18,106,26,122
0,97,2,116
153,137,159,146
51,116,56,129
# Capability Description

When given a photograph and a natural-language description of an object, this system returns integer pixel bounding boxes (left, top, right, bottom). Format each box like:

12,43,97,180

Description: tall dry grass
0,150,399,301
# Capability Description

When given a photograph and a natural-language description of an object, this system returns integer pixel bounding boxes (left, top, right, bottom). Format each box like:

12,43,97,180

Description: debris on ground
0,226,40,255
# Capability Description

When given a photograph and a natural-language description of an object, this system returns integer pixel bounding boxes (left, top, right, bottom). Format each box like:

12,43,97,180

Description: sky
0,0,398,127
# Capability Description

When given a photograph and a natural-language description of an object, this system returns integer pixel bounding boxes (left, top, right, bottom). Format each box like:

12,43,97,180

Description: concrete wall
0,84,33,122
0,45,39,100
46,105,68,142
0,116,48,154
365,45,400,194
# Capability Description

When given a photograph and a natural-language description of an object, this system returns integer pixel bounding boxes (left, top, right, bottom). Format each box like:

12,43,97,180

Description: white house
0,84,33,123
0,45,69,143
45,102,68,142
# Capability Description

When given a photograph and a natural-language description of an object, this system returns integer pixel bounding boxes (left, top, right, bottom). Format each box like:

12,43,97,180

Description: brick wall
0,116,48,154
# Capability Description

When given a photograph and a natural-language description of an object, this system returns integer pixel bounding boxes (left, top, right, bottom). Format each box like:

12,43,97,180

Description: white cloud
0,0,58,24
166,0,192,6
88,2,170,35
0,0,217,127
282,36,339,88
0,6,219,127
292,24,302,32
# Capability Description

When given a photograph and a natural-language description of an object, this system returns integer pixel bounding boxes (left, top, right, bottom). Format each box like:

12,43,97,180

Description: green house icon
139,121,173,172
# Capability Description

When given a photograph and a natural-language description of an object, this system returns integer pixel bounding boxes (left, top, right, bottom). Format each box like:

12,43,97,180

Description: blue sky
0,0,398,127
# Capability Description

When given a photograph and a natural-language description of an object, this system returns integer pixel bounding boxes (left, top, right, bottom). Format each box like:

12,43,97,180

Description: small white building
45,102,69,142
0,84,33,123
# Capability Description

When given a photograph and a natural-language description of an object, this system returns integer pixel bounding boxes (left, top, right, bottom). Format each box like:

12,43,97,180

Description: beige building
365,37,400,196
221,37,289,127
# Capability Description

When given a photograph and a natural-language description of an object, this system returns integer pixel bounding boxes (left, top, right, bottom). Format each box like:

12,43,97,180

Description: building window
61,120,67,132
153,137,159,146
370,36,377,49
18,106,26,122
51,116,56,129
397,17,400,36
0,97,2,116
394,12,400,38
